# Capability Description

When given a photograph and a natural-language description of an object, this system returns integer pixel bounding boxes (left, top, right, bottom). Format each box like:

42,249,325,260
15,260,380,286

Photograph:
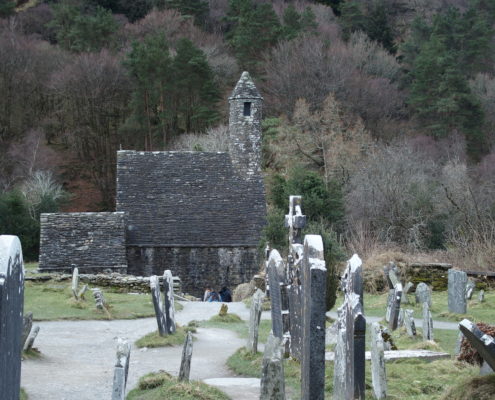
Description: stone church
39,72,266,296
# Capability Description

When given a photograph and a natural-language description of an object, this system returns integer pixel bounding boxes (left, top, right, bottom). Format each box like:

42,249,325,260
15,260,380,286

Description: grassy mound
135,324,195,348
440,374,495,400
208,313,242,323
127,372,230,400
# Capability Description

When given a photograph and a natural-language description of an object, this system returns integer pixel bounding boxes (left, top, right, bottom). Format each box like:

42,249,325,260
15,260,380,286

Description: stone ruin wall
39,212,127,273
126,246,260,297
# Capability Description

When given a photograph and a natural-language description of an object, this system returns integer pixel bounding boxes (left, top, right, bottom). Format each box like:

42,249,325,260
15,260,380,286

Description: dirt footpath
21,302,267,400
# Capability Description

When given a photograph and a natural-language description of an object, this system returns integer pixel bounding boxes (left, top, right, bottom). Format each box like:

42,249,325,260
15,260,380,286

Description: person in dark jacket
219,286,232,302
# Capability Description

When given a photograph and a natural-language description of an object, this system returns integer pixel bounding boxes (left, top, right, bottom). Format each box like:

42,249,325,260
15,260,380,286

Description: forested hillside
1,0,494,268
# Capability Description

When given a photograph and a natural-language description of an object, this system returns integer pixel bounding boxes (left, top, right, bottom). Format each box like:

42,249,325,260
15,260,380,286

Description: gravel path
21,302,267,400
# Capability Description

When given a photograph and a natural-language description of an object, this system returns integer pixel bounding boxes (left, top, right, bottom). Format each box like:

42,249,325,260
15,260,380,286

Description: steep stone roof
229,71,263,100
116,151,266,247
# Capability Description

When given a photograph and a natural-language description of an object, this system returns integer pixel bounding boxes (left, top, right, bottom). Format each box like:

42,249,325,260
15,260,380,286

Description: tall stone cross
285,195,307,246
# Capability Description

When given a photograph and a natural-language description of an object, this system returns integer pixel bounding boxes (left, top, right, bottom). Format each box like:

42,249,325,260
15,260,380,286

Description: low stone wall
26,273,181,294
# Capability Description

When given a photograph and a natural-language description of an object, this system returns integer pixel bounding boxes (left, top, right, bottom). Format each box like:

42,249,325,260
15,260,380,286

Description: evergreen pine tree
157,0,209,27
0,0,15,18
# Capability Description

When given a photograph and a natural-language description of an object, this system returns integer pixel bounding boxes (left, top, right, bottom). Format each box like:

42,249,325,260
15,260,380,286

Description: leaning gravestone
388,281,403,331
415,282,431,307
422,302,434,341
260,333,285,400
150,275,167,336
112,338,131,400
478,290,485,303
267,250,284,339
402,282,414,304
179,331,193,382
247,288,264,353
21,311,33,349
370,323,387,400
465,279,476,300
163,270,176,334
459,319,495,371
300,235,327,400
448,269,468,314
0,235,24,400
24,325,40,352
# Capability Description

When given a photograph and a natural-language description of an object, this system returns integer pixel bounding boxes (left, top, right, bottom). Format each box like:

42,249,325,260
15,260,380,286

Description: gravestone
24,325,40,352
388,283,403,331
402,282,414,304
334,254,366,400
179,331,193,382
398,308,404,328
478,290,485,303
415,282,431,307
260,333,285,400
92,288,106,310
21,312,33,349
0,235,24,400
163,270,176,334
301,235,327,400
150,275,167,336
465,279,476,300
422,302,434,341
404,309,416,337
459,319,495,371
267,250,284,339
370,323,387,400
247,288,264,353
455,331,463,356
71,267,79,300
448,269,468,314
112,338,131,400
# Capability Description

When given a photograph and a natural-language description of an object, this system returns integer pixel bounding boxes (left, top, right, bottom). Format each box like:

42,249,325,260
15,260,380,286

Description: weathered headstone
247,288,264,353
404,309,416,337
398,308,404,328
385,289,394,323
24,325,40,352
334,254,366,400
465,279,476,300
388,283,403,331
219,303,228,316
402,282,414,304
267,250,284,339
21,312,33,349
92,288,106,309
448,269,468,314
370,322,387,400
422,302,434,341
415,282,431,307
478,289,485,303
163,270,176,334
285,195,307,246
150,275,167,336
112,338,131,400
178,331,193,382
301,235,327,400
0,235,24,400
260,333,285,400
459,319,495,371
71,267,80,300
455,331,463,356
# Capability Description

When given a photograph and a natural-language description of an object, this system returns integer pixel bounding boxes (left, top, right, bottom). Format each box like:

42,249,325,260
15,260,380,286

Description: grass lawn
24,281,185,321
135,324,196,348
334,290,495,324
126,371,230,400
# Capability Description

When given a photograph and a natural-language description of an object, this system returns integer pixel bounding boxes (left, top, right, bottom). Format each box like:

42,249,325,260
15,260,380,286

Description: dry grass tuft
440,374,495,400
360,250,411,293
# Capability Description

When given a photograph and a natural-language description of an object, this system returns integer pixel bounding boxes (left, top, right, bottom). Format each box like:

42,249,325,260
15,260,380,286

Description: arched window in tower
243,102,251,116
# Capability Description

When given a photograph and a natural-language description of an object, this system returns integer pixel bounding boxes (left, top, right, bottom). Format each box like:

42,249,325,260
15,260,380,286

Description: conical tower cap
229,71,262,100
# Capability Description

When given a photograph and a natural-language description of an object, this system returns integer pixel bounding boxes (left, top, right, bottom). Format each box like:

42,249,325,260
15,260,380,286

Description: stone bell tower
228,71,263,178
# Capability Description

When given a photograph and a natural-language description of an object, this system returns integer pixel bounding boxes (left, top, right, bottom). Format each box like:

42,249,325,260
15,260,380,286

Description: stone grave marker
300,235,327,400
0,235,24,400
478,290,485,303
404,309,416,337
415,282,431,307
422,302,434,341
465,279,476,300
388,282,403,331
21,312,33,349
179,331,193,382
260,333,285,400
459,319,495,371
398,308,404,328
448,269,468,314
455,331,463,356
333,254,366,400
150,275,167,336
402,282,414,304
24,325,40,352
163,270,176,334
267,250,284,339
112,338,131,400
71,267,79,299
370,322,387,400
247,288,264,353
